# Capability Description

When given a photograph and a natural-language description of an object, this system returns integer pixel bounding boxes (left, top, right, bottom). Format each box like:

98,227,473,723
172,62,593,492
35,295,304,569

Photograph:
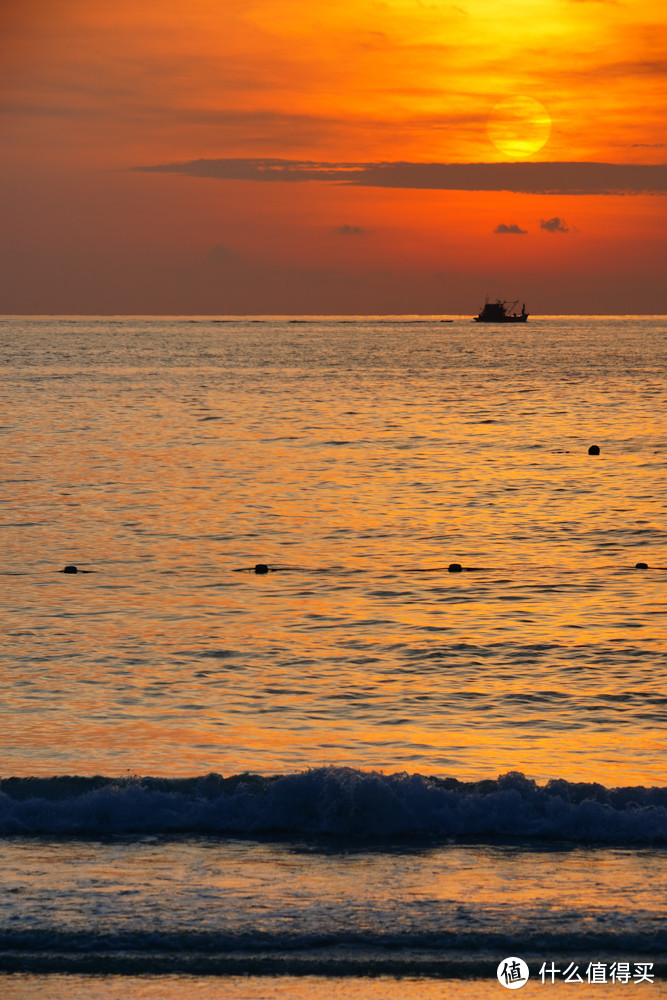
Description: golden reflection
2,974,662,1000
3,319,665,786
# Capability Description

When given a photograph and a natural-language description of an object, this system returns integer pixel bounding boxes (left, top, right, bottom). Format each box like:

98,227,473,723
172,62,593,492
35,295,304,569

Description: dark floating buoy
62,565,78,574
448,563,463,573
254,563,269,574
635,562,649,570
588,444,600,455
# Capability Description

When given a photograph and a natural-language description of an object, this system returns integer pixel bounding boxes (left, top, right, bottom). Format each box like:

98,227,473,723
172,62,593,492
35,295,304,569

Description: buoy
635,562,648,570
254,564,269,574
588,445,600,455
448,563,463,573
62,565,78,574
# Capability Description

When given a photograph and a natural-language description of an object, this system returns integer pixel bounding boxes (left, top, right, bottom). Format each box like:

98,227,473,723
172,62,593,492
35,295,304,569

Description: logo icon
497,957,530,989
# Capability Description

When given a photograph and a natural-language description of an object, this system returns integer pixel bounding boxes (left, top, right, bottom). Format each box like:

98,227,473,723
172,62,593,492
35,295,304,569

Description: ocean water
0,315,665,996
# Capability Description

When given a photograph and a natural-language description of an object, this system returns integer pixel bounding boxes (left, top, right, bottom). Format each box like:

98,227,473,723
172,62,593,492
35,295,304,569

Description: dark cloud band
133,158,667,195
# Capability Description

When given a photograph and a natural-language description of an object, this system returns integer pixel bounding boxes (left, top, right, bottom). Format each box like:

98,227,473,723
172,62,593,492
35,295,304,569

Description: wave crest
1,768,665,841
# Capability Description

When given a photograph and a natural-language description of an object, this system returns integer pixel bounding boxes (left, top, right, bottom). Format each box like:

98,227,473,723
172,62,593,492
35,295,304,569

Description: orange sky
1,0,665,313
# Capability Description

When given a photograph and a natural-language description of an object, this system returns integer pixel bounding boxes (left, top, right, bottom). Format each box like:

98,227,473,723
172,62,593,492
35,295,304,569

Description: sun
487,96,552,159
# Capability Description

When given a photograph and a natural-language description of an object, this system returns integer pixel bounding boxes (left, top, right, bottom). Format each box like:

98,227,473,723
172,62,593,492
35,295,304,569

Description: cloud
206,244,241,264
540,217,570,233
336,224,366,235
133,159,667,195
494,223,527,234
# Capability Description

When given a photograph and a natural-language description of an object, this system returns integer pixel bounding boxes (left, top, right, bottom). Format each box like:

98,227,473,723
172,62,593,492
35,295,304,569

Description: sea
0,314,665,999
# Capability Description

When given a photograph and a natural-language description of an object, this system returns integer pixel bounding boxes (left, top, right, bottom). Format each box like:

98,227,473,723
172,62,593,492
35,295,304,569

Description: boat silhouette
474,299,528,323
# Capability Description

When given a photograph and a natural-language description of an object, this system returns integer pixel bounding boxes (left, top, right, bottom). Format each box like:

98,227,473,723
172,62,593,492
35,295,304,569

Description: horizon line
3,313,666,319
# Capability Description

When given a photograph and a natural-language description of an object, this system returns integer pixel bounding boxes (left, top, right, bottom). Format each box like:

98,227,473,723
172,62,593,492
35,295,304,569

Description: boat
474,299,528,323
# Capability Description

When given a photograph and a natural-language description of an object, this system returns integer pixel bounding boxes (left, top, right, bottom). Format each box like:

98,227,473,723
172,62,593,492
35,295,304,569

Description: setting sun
487,96,552,159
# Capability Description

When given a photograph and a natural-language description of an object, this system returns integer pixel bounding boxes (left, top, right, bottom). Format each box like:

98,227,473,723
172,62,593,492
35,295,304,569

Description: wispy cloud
206,245,241,264
335,224,367,235
132,159,667,195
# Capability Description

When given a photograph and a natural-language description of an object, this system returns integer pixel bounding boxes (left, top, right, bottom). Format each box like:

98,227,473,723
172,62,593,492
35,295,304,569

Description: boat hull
474,313,528,322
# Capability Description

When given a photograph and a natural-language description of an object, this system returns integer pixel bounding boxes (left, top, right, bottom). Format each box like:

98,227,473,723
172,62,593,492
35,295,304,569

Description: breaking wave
1,768,666,842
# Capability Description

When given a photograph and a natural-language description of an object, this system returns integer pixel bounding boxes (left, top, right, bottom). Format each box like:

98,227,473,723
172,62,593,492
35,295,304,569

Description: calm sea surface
0,316,665,995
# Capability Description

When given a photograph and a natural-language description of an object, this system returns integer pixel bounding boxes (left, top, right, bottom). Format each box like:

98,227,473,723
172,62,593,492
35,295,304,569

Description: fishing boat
474,299,528,323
